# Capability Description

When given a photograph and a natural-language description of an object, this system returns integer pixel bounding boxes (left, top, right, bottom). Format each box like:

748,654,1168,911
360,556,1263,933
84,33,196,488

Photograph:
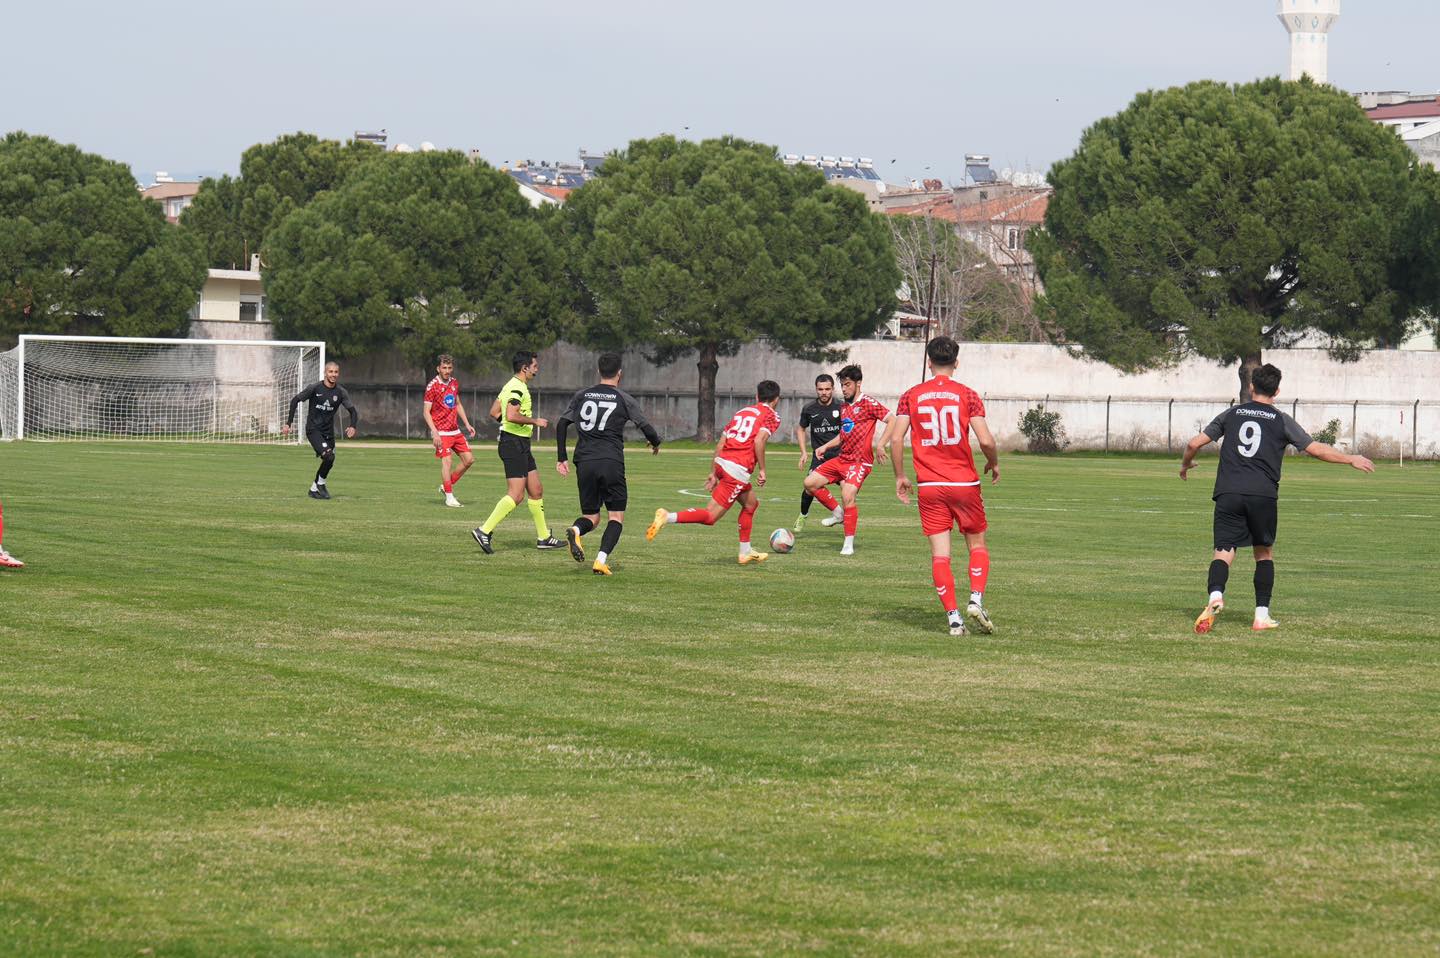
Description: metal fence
339,383,1439,460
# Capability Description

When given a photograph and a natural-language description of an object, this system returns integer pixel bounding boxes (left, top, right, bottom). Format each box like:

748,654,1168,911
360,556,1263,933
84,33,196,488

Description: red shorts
435,433,471,459
918,484,987,536
710,463,751,508
813,456,873,490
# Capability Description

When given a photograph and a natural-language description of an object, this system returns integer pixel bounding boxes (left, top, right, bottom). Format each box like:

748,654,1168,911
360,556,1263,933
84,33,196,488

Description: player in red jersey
0,498,23,568
647,380,781,565
803,364,893,555
885,336,999,636
422,354,477,508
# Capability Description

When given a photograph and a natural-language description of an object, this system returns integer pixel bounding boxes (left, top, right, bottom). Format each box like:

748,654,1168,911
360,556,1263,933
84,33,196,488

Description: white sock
970,591,983,606
833,506,844,518
1209,590,1224,604
1255,605,1270,620
843,535,854,549
739,542,752,557
596,550,609,564
310,482,318,491
666,512,678,523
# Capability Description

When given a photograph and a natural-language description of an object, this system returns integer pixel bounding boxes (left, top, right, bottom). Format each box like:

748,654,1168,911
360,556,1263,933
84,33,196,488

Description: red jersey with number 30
424,376,462,433
717,403,780,472
896,375,986,484
838,394,891,465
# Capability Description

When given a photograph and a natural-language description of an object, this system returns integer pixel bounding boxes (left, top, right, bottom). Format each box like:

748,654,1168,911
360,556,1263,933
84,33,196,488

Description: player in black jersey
283,361,359,500
792,374,844,533
555,353,661,575
1180,363,1373,633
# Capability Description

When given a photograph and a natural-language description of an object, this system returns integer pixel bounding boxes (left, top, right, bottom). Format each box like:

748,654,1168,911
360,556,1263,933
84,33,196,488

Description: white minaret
1277,0,1339,84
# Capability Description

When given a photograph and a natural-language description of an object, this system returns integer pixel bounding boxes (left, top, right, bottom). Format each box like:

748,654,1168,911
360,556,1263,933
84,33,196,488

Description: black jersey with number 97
558,384,661,465
1203,402,1314,499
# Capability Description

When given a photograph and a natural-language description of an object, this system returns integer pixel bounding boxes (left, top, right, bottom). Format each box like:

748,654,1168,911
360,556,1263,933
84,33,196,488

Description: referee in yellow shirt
472,350,563,553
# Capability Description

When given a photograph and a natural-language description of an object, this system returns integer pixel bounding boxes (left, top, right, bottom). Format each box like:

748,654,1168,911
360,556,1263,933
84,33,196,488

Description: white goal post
0,335,326,442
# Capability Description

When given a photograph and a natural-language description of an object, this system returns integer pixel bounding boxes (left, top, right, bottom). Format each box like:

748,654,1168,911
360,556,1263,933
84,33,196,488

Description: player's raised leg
1252,544,1278,630
736,487,767,565
592,510,625,575
1195,549,1232,634
838,480,860,556
963,531,994,634
648,497,727,540
0,500,23,569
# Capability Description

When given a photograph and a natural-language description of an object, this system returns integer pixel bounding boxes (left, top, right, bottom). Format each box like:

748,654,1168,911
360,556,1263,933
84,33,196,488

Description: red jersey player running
804,364,893,556
647,380,781,565
422,354,477,508
884,336,999,636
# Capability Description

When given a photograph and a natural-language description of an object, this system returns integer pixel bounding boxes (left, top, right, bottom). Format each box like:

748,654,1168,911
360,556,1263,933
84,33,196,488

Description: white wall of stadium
325,340,1439,458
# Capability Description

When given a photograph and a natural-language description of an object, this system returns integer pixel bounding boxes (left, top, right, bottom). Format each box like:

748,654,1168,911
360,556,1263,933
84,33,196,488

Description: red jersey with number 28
424,376,462,433
896,375,987,484
838,394,891,464
717,403,780,472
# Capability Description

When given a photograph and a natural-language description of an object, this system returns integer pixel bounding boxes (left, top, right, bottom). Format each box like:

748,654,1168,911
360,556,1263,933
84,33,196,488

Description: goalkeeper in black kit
283,360,359,500
555,352,661,575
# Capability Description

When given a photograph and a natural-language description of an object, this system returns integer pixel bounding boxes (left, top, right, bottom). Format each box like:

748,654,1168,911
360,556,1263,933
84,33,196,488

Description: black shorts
576,459,628,514
497,433,537,479
1213,493,1278,551
307,429,334,457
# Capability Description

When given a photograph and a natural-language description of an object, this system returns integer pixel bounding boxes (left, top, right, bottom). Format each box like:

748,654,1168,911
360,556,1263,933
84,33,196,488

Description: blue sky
5,0,1436,185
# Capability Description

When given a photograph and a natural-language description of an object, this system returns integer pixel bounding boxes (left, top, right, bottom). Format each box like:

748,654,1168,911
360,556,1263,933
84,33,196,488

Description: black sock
317,455,335,480
573,517,595,536
1207,559,1230,596
1254,560,1275,608
800,491,814,515
599,520,623,556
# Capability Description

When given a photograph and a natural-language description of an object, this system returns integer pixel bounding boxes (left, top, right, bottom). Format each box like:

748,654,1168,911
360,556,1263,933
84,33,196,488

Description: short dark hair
437,353,454,366
926,336,959,367
1250,363,1282,398
838,364,862,382
815,373,834,386
597,352,622,378
756,380,782,403
511,350,538,373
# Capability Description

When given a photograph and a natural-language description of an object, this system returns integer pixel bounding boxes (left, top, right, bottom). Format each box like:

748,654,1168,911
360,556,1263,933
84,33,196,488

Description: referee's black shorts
576,459,628,514
497,433,537,479
306,429,334,457
1212,493,1278,551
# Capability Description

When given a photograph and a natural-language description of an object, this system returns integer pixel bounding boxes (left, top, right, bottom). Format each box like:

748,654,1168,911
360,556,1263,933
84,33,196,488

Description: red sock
737,506,755,544
812,487,839,512
968,548,990,596
931,557,958,613
449,470,463,488
843,506,858,536
677,508,717,526
442,478,454,493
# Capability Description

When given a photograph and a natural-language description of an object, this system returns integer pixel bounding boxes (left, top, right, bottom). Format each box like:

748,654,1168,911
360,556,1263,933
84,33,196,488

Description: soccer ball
769,528,795,553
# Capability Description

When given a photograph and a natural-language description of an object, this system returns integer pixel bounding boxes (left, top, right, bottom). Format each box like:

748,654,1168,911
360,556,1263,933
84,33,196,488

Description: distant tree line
6,78,1440,435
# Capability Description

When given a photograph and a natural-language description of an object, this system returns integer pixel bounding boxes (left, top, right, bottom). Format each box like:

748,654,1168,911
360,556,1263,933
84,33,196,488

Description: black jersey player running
283,361,359,499
555,353,662,576
1180,363,1373,633
792,373,843,533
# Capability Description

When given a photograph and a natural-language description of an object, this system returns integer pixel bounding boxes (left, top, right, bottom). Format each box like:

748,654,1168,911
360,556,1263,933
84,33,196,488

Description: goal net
0,336,326,442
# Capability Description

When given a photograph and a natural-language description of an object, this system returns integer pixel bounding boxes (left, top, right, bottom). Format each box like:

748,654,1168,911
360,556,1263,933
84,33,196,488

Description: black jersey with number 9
1203,402,1314,499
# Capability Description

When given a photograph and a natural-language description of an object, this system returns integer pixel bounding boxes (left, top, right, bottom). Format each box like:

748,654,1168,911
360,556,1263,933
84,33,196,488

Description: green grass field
1,441,1437,956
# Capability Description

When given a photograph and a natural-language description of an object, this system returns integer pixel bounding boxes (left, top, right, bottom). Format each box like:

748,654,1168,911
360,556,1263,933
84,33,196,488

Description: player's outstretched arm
1304,441,1375,473
1179,433,1213,480
754,430,770,487
555,417,572,475
422,402,441,452
972,417,999,483
874,414,894,463
338,387,359,438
